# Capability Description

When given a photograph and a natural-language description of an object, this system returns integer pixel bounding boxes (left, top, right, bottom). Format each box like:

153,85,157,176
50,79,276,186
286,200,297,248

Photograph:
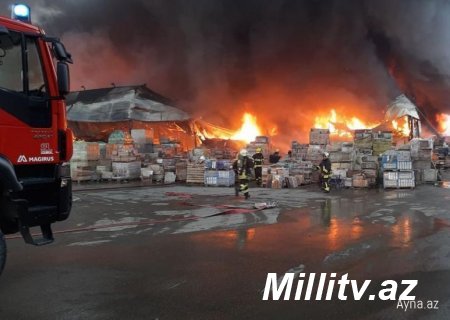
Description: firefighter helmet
323,152,330,158
240,149,248,157
256,147,262,152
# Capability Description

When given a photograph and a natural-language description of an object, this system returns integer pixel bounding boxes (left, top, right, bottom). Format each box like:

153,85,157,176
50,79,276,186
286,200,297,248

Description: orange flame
437,113,450,136
231,112,262,143
391,117,410,137
314,109,379,138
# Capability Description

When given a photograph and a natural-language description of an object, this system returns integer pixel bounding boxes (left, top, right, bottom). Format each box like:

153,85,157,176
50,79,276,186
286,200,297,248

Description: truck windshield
0,30,46,95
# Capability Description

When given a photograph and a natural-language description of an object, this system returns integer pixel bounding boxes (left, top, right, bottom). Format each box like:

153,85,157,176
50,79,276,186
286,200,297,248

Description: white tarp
67,86,190,122
385,94,420,120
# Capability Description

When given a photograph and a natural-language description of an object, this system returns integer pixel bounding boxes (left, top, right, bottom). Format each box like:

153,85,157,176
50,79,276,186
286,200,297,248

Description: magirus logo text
17,155,55,163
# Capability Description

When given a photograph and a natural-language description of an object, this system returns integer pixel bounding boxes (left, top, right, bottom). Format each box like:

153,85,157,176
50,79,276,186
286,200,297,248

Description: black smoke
1,0,449,137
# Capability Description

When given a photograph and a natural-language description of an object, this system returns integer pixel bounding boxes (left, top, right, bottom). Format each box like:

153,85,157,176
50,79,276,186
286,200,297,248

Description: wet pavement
1,182,450,319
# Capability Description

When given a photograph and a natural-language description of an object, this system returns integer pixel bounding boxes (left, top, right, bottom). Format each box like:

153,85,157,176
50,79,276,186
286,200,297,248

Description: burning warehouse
66,84,198,150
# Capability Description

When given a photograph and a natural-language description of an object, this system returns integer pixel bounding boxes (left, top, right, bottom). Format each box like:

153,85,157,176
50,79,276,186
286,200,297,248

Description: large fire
314,109,379,138
391,117,411,137
231,112,262,143
437,113,450,136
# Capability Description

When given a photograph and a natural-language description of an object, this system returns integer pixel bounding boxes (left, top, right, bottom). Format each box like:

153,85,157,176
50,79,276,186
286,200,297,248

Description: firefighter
252,147,264,187
269,149,281,164
318,152,332,193
233,149,253,199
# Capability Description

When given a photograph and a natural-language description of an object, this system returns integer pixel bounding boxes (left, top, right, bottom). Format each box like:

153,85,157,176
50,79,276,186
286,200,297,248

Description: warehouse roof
66,84,190,122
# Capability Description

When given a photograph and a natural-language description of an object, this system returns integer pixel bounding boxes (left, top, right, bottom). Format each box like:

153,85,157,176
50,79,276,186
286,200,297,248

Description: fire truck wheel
0,230,6,276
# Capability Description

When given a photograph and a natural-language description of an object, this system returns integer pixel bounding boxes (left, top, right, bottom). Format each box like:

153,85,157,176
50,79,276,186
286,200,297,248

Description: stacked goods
261,165,271,187
354,129,373,153
266,166,290,189
382,150,415,189
247,136,270,159
360,154,378,186
289,161,314,184
292,141,309,160
175,161,188,181
134,143,154,155
186,163,205,184
131,129,154,144
160,142,182,158
149,164,164,182
71,141,100,181
132,129,154,156
306,145,324,165
285,176,299,188
270,175,284,188
204,159,235,187
189,148,210,163
72,141,100,161
164,172,176,184
204,170,219,186
373,139,393,156
372,131,393,140
383,171,399,188
397,171,415,188
209,148,236,160
205,159,232,170
422,169,438,183
140,168,153,181
162,158,177,172
352,173,369,188
108,130,133,144
110,144,139,162
410,138,434,184
70,161,98,181
217,170,235,186
309,128,330,146
112,161,141,179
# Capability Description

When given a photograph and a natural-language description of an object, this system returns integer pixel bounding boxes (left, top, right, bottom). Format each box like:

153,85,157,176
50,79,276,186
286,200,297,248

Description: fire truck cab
0,5,73,275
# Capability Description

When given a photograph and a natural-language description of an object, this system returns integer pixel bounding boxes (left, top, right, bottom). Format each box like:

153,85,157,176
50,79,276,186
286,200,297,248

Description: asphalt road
1,183,450,320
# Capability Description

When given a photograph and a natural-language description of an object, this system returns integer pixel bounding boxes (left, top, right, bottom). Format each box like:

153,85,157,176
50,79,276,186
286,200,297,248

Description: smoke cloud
1,0,449,142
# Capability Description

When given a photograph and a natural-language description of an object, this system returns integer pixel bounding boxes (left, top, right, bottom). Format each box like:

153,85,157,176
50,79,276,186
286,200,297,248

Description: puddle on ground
181,196,445,274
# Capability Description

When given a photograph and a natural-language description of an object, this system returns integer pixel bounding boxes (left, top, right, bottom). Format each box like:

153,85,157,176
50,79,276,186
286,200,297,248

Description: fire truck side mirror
57,62,70,96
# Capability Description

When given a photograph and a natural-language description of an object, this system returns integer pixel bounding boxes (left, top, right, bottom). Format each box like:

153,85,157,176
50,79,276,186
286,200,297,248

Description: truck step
19,224,54,246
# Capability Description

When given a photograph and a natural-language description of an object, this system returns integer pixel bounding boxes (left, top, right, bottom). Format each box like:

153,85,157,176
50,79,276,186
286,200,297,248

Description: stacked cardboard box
410,138,434,184
288,161,314,184
292,141,309,160
354,129,373,153
71,141,101,181
306,145,324,165
309,128,330,146
247,136,270,159
112,161,141,179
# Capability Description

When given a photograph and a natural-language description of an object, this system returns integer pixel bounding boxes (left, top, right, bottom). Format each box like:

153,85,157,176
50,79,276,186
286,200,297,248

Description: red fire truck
0,5,73,275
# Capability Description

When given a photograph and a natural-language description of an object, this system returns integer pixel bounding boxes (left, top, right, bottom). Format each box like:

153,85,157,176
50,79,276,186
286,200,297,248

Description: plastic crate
397,161,412,171
383,179,398,188
398,179,415,188
398,171,414,180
